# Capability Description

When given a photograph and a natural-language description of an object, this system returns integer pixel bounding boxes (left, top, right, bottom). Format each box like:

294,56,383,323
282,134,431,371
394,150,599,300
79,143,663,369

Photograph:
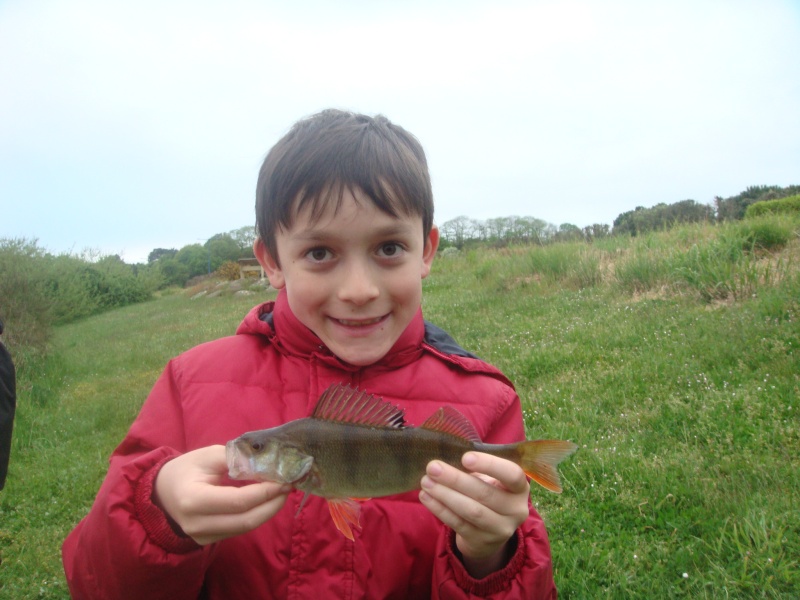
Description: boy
62,110,558,598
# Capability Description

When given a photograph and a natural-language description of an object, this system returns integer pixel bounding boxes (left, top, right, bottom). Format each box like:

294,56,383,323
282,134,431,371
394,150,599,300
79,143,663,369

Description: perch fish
226,383,577,540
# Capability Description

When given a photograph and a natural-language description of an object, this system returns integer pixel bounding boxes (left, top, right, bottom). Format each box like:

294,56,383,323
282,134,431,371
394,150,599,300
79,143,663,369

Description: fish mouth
226,440,254,480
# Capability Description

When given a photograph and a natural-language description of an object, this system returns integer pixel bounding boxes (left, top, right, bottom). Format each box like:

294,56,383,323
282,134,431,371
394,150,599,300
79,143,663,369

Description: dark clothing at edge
0,319,16,490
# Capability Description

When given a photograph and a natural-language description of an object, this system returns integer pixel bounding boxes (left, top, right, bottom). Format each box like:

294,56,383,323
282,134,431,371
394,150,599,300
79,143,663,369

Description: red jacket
63,292,557,599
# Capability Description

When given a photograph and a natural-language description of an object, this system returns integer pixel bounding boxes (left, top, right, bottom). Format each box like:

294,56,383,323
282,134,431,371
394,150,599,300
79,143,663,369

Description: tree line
438,185,800,249
2,184,797,368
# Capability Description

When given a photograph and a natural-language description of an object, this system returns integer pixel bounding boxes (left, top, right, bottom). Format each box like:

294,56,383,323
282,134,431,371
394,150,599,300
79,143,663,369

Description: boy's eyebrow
292,222,419,241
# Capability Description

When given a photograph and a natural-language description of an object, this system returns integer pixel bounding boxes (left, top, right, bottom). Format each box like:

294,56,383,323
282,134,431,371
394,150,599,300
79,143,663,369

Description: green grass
2,217,800,598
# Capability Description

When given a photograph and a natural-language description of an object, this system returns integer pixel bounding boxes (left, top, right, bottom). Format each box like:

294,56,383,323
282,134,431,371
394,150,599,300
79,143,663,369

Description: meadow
1,216,799,598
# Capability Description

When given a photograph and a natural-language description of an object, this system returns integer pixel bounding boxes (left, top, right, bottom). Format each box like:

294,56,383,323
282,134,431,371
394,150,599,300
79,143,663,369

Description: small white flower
682,573,689,579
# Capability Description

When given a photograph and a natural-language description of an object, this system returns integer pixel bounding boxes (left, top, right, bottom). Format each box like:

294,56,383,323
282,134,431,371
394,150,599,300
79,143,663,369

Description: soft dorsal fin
313,384,406,429
420,406,481,443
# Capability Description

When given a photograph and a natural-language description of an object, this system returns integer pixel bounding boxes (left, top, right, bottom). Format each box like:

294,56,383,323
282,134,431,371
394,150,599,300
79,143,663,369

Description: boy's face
254,187,439,367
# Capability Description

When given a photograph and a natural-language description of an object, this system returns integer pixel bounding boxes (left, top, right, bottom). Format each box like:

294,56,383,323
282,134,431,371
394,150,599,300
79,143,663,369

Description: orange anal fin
327,498,362,541
518,440,579,494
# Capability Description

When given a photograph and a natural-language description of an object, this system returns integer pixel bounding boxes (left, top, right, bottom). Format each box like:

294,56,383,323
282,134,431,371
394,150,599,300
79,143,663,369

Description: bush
733,216,795,252
0,239,53,368
217,260,242,281
745,194,800,218
670,219,794,302
0,239,153,334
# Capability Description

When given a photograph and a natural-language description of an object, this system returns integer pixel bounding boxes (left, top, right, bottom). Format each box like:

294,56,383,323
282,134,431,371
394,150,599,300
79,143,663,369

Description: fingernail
428,461,443,477
421,475,434,490
462,452,477,468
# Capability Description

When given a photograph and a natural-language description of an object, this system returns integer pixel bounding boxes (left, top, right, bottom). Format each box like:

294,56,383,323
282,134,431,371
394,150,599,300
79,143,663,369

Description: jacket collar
240,289,425,371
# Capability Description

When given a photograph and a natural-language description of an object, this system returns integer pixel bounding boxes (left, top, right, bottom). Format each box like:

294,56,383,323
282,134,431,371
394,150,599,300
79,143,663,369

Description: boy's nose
337,262,379,305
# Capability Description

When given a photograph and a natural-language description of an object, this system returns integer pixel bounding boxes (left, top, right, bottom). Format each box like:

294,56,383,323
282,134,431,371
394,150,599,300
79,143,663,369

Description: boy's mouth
334,315,387,327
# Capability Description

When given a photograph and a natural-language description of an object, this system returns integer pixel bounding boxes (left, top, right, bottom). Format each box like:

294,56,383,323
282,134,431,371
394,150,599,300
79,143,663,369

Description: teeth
337,316,383,327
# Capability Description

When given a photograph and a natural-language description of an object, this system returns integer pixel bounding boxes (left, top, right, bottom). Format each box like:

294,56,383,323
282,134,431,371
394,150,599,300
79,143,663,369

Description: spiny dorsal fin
313,384,406,429
420,406,481,443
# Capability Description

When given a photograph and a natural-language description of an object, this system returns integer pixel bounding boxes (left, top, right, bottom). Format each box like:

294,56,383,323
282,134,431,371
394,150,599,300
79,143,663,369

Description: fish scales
285,420,469,497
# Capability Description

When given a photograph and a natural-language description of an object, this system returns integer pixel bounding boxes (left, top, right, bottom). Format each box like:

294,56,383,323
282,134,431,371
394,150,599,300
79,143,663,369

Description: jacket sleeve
62,360,216,600
431,385,558,599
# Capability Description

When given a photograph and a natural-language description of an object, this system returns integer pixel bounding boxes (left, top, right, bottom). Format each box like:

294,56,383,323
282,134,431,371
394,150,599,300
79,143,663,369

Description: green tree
176,244,210,278
555,223,583,242
228,226,257,254
148,248,178,263
157,256,191,287
439,216,478,249
583,223,610,242
205,234,241,270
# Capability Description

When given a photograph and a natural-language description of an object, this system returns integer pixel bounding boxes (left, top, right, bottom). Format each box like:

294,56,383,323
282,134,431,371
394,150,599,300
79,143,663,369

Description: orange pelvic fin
326,498,363,541
518,440,579,493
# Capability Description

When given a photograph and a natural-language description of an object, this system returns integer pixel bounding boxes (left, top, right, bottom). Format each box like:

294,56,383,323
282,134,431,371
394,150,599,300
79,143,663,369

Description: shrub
0,239,53,368
217,260,242,281
0,239,152,332
745,194,800,218
670,220,793,302
732,216,794,252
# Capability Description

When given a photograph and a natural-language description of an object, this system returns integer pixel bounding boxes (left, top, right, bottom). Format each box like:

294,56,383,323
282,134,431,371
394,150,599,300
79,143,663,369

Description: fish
226,383,578,540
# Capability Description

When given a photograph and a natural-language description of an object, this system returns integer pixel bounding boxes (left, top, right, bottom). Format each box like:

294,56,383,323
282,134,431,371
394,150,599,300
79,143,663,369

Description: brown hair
255,109,434,260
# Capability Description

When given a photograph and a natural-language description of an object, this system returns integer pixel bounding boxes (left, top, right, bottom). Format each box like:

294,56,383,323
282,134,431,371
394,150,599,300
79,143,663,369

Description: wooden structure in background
237,257,265,279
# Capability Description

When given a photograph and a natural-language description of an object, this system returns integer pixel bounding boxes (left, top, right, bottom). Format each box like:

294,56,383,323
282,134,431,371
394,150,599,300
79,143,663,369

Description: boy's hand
154,445,291,546
419,452,530,579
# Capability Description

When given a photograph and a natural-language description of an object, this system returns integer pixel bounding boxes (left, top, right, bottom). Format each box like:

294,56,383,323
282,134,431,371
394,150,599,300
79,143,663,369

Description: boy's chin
328,342,393,367
336,351,389,367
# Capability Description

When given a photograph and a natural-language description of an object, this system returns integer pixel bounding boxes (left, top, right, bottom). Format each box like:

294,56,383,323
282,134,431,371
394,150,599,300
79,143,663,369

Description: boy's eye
306,247,333,262
378,243,404,258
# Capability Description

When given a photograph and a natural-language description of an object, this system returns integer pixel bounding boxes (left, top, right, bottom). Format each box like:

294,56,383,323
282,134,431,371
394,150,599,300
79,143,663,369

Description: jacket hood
236,289,425,372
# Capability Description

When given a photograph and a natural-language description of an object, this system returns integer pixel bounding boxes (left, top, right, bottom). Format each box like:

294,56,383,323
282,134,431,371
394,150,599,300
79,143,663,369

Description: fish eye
250,441,264,451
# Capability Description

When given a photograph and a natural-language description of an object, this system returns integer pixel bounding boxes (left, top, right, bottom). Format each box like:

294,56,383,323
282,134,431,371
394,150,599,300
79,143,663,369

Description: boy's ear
253,239,286,289
420,225,440,279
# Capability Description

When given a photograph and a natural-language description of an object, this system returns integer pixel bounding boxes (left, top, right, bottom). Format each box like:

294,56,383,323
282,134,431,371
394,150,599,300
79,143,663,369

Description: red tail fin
518,440,578,493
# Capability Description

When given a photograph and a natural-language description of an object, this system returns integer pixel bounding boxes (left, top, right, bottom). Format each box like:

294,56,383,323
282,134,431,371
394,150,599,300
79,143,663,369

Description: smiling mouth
335,315,386,327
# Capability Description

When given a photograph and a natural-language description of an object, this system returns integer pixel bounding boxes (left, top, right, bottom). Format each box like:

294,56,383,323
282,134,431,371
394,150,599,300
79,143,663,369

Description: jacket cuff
446,528,526,595
134,454,202,554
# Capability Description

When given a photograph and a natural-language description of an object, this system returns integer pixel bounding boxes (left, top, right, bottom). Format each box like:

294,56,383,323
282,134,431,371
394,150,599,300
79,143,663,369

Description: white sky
1,0,798,263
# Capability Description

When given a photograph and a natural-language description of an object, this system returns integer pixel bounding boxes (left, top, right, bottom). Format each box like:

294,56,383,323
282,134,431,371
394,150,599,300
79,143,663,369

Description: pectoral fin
327,498,363,541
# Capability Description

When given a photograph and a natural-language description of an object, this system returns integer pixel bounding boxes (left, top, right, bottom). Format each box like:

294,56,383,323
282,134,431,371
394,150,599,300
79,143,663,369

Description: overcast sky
2,0,798,263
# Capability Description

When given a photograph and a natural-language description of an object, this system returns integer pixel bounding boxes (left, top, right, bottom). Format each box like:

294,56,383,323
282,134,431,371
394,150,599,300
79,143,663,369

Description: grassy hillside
2,216,798,598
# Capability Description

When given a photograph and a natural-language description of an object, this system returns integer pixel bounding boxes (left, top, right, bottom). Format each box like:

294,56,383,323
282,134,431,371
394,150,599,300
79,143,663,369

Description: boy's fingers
424,457,527,512
461,452,530,494
185,492,290,545
425,461,497,509
188,445,229,476
419,488,469,533
157,446,291,518
182,481,291,516
421,474,485,524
